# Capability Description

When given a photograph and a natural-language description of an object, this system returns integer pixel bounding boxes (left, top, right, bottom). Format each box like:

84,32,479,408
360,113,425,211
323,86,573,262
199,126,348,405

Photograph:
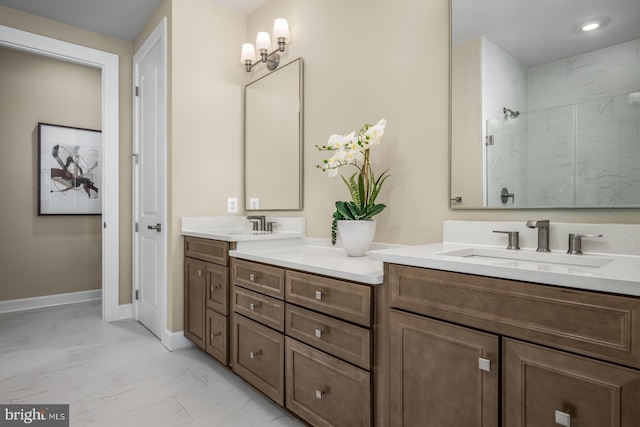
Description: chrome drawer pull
315,328,324,339
249,350,261,359
249,273,257,282
315,290,324,300
249,302,260,311
555,410,571,427
315,389,324,399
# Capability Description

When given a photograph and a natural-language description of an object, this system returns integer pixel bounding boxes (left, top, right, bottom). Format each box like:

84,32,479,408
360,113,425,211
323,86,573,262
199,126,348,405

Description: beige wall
0,6,134,304
246,0,640,246
0,47,101,300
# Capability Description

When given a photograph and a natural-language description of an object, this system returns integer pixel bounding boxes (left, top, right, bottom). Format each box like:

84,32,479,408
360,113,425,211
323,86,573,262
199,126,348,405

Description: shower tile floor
0,301,303,426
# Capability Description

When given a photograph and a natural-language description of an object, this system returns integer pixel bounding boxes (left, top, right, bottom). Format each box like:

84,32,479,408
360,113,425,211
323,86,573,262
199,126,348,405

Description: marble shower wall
485,39,640,207
482,38,528,207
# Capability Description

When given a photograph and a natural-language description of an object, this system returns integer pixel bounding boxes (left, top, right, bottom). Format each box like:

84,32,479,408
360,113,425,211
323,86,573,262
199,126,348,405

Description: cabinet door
206,262,228,315
389,310,499,427
504,339,640,427
184,257,206,348
231,314,285,405
205,309,228,365
286,337,371,427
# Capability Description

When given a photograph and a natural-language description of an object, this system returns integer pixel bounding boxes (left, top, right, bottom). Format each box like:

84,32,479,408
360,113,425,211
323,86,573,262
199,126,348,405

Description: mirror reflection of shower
503,107,520,119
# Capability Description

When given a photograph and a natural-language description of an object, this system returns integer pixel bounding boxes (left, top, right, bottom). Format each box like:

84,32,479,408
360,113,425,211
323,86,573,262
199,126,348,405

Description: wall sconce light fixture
241,18,290,72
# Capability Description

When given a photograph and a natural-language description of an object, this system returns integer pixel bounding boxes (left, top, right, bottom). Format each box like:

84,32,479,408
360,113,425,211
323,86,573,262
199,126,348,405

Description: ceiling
0,0,266,41
453,0,640,67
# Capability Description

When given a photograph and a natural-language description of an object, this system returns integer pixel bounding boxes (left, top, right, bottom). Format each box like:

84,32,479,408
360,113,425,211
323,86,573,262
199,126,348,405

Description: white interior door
133,20,166,339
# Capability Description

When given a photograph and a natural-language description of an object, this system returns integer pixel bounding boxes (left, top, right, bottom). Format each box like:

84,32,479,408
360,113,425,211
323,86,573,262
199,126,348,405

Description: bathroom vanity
181,217,384,427
370,221,640,427
182,218,640,427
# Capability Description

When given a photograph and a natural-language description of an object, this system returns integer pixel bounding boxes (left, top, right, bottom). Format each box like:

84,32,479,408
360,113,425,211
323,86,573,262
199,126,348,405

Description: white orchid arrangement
316,119,390,244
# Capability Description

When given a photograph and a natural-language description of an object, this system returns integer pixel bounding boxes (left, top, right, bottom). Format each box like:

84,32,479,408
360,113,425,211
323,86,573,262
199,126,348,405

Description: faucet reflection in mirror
241,18,290,72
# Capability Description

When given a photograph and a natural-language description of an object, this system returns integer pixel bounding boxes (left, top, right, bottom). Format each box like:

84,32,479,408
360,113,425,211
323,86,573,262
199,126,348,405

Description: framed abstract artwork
38,122,102,215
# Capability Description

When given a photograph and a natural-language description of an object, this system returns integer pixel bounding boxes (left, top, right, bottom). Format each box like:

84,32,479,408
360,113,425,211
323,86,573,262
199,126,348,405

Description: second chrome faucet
526,220,550,252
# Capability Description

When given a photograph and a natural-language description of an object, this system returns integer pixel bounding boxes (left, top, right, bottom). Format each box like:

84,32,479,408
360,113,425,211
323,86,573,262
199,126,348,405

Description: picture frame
38,122,102,215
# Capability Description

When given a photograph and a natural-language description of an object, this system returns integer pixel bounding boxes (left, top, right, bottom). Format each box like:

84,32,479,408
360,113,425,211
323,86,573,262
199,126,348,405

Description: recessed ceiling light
581,21,600,32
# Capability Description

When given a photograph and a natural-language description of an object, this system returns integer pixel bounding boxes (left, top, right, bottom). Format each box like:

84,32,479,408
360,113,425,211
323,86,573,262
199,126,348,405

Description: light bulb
256,32,272,51
240,43,255,64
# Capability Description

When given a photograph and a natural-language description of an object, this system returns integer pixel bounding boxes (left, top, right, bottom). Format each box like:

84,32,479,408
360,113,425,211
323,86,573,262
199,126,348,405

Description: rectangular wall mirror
245,58,303,211
450,0,640,209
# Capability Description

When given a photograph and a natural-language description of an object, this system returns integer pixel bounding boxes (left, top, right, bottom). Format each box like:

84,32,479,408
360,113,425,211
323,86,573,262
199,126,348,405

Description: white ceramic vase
337,220,376,257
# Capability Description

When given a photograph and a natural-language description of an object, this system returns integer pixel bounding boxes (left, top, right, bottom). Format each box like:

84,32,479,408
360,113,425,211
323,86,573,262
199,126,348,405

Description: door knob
147,223,161,232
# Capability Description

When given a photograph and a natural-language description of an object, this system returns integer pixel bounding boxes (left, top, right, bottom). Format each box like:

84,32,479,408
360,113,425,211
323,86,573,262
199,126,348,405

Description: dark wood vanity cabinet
386,264,640,427
184,237,234,365
230,258,377,427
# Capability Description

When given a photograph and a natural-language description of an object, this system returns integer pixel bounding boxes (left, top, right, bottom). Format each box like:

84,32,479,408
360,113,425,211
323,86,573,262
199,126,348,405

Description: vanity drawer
286,271,372,327
233,286,285,332
389,264,640,368
206,262,228,315
232,258,285,300
205,308,228,365
286,304,371,370
286,337,371,427
184,237,230,266
232,314,285,405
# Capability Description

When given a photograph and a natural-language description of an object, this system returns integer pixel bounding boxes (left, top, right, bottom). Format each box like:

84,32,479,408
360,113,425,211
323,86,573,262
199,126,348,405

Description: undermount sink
438,247,614,269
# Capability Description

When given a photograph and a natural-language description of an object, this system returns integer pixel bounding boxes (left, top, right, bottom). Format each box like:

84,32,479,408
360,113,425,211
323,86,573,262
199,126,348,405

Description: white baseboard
118,304,132,319
161,329,194,352
0,289,102,314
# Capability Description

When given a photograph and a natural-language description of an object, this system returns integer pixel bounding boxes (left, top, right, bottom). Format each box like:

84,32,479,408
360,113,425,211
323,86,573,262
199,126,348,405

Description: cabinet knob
479,357,491,372
555,410,571,427
210,332,221,339
249,273,257,282
197,270,203,277
315,389,324,399
249,350,261,359
249,302,260,311
210,285,220,292
315,290,324,300
315,328,324,339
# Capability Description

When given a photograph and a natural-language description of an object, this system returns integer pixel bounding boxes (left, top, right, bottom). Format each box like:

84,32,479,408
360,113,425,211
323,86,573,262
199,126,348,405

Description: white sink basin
438,247,613,270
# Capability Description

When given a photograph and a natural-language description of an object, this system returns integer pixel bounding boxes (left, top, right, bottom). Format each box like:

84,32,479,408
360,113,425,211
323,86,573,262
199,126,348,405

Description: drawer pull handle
249,302,260,311
315,328,324,339
315,291,324,300
555,410,571,427
249,350,261,359
210,332,221,339
249,273,257,282
315,389,324,399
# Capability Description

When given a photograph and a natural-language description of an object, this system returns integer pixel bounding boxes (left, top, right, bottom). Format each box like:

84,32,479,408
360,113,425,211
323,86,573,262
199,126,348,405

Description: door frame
0,24,120,321
132,18,168,345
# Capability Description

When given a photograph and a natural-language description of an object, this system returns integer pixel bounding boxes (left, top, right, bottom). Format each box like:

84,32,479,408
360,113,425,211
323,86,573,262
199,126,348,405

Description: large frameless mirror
245,58,303,210
450,0,640,209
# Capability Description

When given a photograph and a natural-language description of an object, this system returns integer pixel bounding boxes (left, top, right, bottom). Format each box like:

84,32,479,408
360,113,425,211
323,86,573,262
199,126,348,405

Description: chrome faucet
247,215,266,231
526,220,550,252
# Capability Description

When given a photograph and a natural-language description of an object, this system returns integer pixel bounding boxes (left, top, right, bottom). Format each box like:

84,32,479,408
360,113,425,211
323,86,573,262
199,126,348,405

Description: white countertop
229,239,386,285
369,242,640,297
182,228,303,242
181,216,305,242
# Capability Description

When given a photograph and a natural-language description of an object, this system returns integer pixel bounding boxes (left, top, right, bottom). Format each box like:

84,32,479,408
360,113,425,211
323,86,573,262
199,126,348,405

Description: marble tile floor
0,301,304,426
